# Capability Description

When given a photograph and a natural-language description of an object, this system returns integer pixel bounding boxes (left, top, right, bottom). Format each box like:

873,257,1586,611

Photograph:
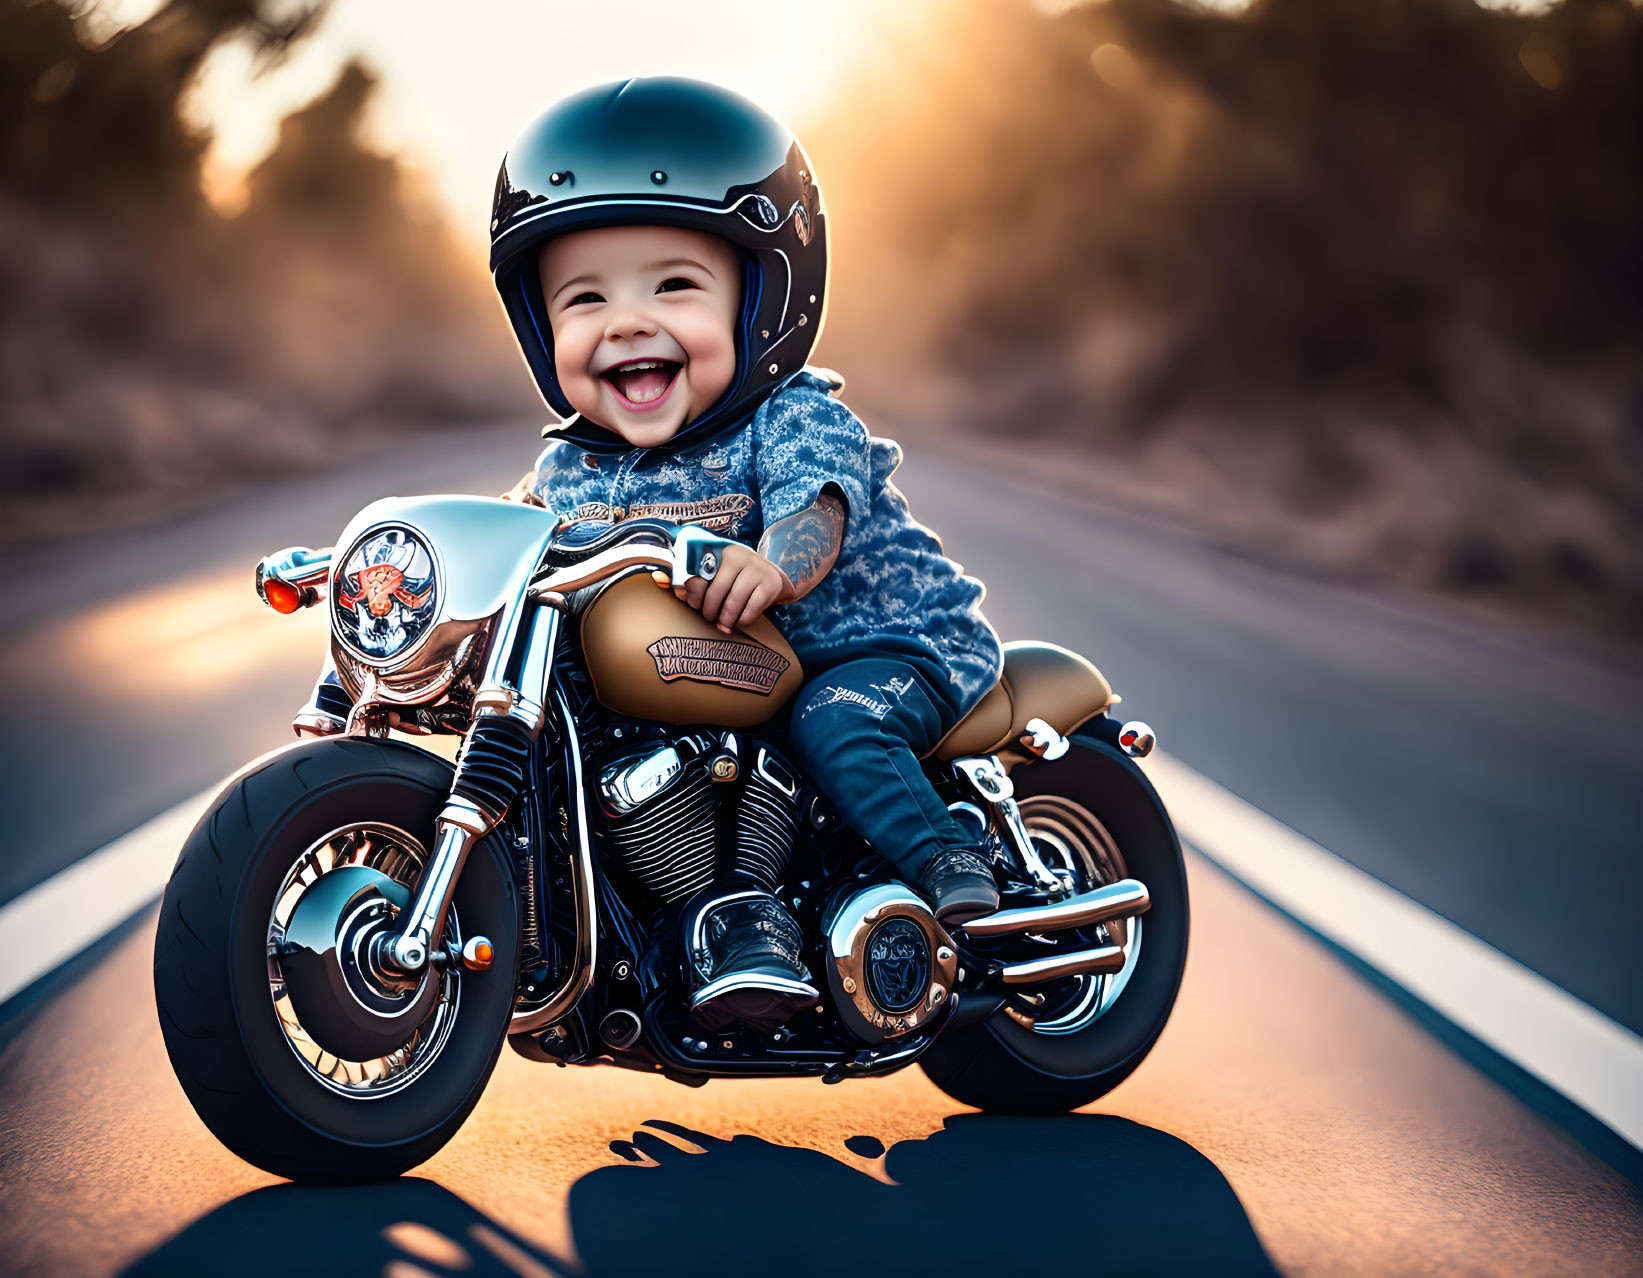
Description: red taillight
263,578,303,614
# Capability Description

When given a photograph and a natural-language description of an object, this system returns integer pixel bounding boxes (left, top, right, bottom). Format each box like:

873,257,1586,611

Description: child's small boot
683,885,819,1034
917,846,1000,926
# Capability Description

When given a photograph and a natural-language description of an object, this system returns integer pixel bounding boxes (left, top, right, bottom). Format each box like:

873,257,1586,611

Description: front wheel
919,734,1189,1113
154,737,520,1182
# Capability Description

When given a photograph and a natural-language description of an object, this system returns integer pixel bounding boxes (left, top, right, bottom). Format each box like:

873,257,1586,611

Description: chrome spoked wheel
1012,794,1144,1036
266,823,461,1099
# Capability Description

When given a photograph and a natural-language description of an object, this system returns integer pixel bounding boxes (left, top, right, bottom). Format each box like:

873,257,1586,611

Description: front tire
154,737,519,1182
919,734,1189,1113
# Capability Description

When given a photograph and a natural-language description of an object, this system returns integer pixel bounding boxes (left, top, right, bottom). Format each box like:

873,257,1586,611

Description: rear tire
153,737,519,1183
919,735,1188,1113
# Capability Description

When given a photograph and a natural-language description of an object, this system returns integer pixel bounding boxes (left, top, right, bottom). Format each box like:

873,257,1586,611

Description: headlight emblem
333,524,440,663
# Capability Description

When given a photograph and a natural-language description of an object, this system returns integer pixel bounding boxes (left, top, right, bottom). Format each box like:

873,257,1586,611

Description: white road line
1141,751,1643,1152
0,786,219,1006
2,752,1639,1156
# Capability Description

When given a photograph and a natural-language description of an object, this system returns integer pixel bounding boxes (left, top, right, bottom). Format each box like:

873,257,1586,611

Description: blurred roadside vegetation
1,0,1637,641
816,0,1641,640
0,0,533,548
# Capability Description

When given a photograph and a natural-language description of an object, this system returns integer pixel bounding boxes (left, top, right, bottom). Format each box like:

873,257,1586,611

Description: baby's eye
656,277,698,294
567,291,604,307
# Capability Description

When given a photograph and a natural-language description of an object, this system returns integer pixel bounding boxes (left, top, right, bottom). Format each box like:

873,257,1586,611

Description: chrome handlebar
529,523,736,601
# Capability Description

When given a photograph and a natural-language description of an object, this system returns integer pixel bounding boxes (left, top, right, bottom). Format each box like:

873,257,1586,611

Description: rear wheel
154,737,519,1182
919,735,1188,1113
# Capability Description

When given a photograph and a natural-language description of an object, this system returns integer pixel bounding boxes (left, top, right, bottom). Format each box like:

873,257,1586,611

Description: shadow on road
122,1114,1276,1277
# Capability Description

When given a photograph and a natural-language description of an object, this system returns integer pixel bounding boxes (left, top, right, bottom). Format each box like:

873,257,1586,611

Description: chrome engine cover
821,884,958,1044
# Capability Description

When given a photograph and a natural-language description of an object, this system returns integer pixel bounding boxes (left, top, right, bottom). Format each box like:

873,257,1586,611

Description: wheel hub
278,865,439,1060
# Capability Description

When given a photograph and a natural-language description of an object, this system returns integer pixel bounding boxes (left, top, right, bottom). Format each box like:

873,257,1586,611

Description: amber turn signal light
263,578,303,614
460,935,495,972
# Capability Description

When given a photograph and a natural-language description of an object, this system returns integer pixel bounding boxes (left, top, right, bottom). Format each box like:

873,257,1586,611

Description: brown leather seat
932,641,1115,761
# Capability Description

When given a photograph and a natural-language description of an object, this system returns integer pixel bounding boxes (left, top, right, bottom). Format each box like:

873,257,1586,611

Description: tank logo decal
647,635,790,694
565,495,754,534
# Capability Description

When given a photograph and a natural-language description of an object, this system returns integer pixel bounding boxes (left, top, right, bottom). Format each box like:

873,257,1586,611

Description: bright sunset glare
90,0,949,244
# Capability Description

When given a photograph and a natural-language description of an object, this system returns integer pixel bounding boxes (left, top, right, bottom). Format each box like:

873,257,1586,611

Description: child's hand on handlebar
675,543,793,634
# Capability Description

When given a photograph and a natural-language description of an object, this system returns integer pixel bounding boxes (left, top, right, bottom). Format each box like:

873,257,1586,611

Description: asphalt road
3,422,1640,1027
3,855,1640,1277
0,424,1640,1275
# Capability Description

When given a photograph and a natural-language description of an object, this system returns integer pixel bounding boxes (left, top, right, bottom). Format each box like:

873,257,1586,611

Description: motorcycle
154,494,1189,1183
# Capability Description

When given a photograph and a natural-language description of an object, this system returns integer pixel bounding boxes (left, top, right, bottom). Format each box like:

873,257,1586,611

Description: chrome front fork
381,600,561,976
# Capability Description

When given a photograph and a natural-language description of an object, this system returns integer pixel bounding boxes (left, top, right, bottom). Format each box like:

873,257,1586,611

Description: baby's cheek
680,315,732,405
688,341,737,411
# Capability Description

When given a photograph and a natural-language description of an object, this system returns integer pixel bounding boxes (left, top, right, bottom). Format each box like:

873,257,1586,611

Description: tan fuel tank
579,572,804,726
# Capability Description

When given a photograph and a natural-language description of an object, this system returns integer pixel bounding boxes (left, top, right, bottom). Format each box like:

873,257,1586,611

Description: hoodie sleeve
752,381,873,528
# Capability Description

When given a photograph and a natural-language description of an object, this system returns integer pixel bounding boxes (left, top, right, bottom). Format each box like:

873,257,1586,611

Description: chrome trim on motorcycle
823,883,958,1043
384,595,560,975
383,803,484,973
345,671,389,738
1018,717,1070,761
999,943,1127,985
530,522,738,598
534,543,674,596
953,756,1065,892
266,822,460,1099
293,709,347,738
599,745,686,816
510,688,599,1034
323,496,561,708
960,878,1151,939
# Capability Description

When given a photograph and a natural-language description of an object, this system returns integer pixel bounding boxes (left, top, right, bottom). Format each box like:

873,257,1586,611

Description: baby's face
538,225,740,449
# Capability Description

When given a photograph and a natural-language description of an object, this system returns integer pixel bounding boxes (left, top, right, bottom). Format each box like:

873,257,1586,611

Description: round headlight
332,523,441,666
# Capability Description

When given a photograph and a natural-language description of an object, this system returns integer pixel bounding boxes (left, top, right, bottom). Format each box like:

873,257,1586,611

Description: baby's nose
605,306,656,341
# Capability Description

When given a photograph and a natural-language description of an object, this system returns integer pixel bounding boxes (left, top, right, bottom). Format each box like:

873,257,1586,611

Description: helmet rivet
798,315,808,326
760,329,770,339
549,171,570,186
769,363,779,374
809,294,817,303
650,170,668,184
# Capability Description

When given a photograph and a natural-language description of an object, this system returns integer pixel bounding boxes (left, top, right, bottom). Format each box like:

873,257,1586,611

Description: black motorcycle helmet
489,77,828,454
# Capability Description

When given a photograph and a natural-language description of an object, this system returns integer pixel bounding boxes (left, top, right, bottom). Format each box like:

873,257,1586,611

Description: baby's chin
605,412,686,449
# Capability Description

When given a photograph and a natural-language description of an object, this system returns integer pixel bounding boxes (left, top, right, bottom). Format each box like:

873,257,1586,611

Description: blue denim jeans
787,658,971,882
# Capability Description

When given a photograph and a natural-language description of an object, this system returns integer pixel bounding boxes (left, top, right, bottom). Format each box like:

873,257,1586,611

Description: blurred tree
0,0,325,207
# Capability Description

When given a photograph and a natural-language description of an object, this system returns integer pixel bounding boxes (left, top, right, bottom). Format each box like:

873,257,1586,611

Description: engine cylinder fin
732,748,800,891
603,766,718,903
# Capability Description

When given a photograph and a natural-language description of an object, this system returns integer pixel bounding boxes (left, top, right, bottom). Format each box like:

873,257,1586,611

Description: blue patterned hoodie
527,367,1003,714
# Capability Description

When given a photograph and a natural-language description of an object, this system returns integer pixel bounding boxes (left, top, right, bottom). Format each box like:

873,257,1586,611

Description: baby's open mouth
602,358,681,407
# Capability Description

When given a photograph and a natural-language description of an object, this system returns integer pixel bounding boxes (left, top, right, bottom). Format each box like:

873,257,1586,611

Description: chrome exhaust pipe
961,878,1150,939
1000,944,1127,985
